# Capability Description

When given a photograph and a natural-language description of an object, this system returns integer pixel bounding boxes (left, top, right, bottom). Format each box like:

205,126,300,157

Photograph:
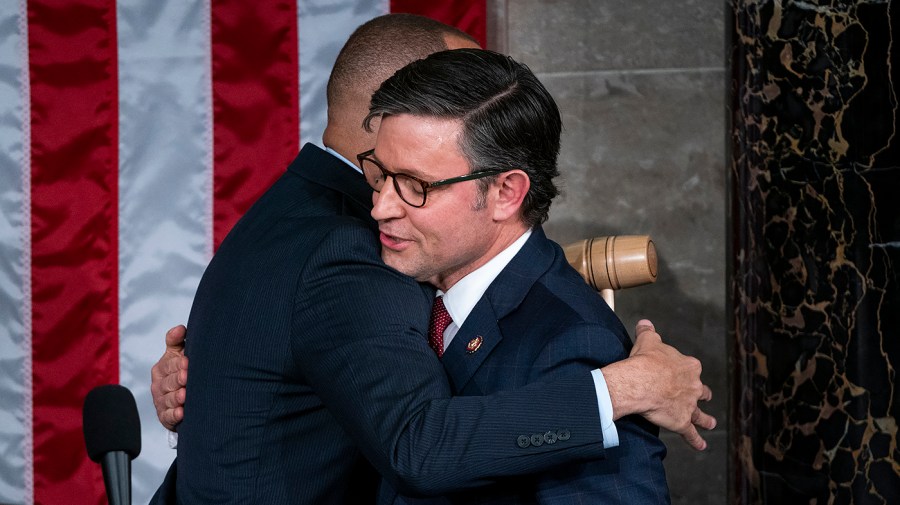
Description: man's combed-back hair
326,14,477,111
364,49,562,227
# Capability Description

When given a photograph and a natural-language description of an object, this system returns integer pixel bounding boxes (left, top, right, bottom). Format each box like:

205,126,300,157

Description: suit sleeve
527,321,670,504
290,222,606,495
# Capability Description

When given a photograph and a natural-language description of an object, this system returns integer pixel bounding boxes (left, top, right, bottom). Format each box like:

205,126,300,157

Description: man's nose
371,177,405,221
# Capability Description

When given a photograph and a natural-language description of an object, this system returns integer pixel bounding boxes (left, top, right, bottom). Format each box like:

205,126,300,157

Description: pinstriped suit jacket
164,145,611,505
381,227,670,505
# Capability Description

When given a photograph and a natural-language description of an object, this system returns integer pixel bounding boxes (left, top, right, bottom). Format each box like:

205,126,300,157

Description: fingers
152,356,185,427
699,384,713,403
159,362,188,394
691,385,716,430
679,424,708,451
161,387,187,410
159,354,188,378
160,406,184,431
680,406,717,451
691,406,717,431
152,327,189,431
156,389,186,430
627,320,717,452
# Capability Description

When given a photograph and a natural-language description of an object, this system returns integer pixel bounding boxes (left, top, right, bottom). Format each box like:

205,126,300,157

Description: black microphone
83,384,142,505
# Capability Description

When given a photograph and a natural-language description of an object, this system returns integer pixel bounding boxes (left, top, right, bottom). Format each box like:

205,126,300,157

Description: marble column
729,0,900,503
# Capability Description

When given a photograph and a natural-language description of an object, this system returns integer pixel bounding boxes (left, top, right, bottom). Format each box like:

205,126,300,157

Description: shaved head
322,14,480,161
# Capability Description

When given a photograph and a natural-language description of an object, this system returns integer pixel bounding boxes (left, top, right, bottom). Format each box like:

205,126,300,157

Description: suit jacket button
517,435,530,448
557,429,570,441
530,433,544,447
543,431,557,444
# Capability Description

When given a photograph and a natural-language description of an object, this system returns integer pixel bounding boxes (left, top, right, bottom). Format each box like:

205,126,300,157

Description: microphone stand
101,451,132,505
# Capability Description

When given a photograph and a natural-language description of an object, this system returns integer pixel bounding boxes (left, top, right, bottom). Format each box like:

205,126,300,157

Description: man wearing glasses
357,47,669,504
152,15,713,505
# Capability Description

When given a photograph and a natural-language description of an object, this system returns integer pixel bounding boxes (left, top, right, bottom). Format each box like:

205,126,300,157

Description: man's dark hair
326,14,478,111
364,48,561,227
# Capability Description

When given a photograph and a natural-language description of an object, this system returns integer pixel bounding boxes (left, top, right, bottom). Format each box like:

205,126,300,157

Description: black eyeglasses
356,149,509,207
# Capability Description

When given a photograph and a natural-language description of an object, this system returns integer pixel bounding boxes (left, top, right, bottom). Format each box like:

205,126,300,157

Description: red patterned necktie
428,296,452,358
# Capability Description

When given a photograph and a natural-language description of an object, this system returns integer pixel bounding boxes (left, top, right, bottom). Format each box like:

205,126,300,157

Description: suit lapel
440,227,558,393
441,300,502,393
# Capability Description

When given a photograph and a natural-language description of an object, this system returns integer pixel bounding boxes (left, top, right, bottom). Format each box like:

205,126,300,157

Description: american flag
0,1,485,503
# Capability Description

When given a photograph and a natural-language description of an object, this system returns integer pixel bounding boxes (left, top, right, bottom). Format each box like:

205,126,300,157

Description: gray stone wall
489,1,727,503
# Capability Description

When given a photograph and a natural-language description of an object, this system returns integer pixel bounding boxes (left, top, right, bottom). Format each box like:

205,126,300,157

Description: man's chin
381,252,406,272
381,253,426,281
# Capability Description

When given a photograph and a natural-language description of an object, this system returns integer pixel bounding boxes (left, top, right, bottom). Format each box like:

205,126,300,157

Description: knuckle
161,389,183,409
688,356,702,373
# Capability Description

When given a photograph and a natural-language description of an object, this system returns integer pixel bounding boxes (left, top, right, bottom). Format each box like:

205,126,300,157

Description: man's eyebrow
371,153,429,179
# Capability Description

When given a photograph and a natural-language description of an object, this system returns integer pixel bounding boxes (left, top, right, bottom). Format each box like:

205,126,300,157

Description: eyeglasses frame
356,149,510,208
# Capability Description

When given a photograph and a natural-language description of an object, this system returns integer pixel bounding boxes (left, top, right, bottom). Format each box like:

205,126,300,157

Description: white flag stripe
0,1,29,503
116,0,213,503
297,0,388,146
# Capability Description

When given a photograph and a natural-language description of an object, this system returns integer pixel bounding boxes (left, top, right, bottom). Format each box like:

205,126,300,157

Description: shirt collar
325,146,363,175
439,228,532,327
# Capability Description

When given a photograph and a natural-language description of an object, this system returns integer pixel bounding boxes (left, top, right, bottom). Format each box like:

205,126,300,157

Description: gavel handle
600,289,615,311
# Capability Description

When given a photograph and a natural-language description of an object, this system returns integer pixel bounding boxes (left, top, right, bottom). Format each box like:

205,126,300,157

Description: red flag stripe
390,0,487,48
27,1,119,504
211,0,300,248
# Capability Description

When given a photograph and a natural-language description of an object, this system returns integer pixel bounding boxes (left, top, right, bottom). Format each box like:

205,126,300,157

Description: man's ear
491,170,530,222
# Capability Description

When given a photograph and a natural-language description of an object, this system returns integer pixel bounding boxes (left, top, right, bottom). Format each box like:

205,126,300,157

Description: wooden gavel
563,235,658,311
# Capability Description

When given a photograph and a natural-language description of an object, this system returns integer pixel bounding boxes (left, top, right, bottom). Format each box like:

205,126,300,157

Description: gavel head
563,235,658,291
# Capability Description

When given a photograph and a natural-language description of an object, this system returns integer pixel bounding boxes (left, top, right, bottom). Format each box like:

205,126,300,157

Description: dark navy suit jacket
158,145,612,504
380,228,670,504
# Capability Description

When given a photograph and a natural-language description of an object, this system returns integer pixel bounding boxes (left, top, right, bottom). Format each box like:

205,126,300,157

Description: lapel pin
466,336,483,353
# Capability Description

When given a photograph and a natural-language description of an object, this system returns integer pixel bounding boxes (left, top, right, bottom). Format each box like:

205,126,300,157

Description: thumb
165,325,187,350
634,319,660,341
